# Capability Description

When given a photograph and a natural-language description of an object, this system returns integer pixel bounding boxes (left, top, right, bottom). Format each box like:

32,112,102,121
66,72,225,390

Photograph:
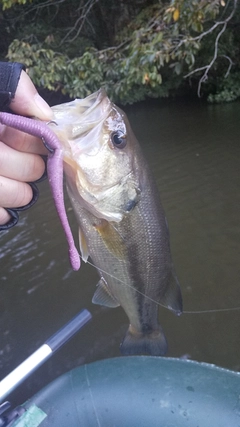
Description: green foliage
1,0,239,104
0,0,32,10
208,72,240,103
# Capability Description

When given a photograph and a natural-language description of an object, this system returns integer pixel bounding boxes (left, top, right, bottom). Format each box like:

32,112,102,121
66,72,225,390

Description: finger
0,207,11,225
9,71,53,121
0,123,48,155
0,176,33,208
0,141,46,182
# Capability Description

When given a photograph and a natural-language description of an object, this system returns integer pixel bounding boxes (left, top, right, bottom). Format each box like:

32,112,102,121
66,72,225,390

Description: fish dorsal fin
94,220,126,259
160,270,183,315
92,277,120,308
78,227,89,262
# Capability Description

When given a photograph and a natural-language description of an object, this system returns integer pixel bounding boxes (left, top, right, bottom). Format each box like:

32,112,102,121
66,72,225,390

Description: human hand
0,66,53,226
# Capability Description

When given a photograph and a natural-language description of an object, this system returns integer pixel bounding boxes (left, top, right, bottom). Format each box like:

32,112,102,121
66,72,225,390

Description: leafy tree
0,0,239,104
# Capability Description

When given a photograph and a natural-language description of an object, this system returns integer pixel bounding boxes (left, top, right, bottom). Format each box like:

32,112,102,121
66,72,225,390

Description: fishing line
80,256,240,315
183,307,240,314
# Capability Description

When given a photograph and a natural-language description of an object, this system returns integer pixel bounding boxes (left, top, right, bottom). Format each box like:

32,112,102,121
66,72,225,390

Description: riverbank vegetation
0,0,239,104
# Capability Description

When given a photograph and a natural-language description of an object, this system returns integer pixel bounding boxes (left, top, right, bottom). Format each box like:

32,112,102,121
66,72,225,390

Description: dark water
0,98,240,406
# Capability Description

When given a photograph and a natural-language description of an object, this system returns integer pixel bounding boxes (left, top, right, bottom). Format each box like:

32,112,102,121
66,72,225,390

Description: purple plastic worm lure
0,112,80,271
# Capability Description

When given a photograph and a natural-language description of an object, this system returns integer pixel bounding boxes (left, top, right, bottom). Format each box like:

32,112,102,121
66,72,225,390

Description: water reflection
0,98,239,405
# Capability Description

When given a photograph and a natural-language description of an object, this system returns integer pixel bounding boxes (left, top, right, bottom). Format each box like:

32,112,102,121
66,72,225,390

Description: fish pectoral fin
161,269,183,315
78,227,89,262
94,220,126,259
92,278,120,308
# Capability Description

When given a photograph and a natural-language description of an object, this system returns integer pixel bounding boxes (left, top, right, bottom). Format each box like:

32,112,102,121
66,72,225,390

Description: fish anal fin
92,278,120,308
120,325,168,356
161,270,183,316
78,227,89,262
94,220,126,259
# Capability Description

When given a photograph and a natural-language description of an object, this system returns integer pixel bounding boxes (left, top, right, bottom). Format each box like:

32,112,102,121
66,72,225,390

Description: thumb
9,70,53,121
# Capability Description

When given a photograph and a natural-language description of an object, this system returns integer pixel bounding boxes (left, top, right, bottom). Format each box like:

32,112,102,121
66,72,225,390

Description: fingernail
34,93,53,120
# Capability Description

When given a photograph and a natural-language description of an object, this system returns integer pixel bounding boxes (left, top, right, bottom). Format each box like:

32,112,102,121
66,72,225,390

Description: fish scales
50,89,182,356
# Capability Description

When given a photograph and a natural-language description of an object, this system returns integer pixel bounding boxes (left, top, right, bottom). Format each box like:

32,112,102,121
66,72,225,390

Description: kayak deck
15,356,240,427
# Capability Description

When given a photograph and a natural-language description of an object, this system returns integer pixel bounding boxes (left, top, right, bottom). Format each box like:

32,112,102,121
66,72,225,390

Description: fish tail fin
120,325,168,356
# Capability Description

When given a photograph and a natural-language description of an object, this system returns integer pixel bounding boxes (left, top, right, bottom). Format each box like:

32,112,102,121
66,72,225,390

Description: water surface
0,98,239,405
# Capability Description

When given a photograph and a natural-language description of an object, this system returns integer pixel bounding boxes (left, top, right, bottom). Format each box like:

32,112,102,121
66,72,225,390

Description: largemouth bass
49,89,182,356
0,89,182,356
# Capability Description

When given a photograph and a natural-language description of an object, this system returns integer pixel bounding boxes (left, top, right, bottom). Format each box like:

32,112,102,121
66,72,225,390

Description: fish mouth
52,88,111,132
50,88,112,156
77,89,108,114
74,88,112,134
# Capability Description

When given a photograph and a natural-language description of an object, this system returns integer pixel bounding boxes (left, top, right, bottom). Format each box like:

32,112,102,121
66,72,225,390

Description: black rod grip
46,309,92,352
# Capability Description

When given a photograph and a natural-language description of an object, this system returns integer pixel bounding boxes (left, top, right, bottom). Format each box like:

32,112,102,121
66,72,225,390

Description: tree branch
59,0,98,46
183,0,238,96
221,55,234,77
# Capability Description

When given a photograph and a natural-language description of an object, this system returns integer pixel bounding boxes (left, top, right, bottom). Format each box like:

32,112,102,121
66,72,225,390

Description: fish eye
111,130,127,149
